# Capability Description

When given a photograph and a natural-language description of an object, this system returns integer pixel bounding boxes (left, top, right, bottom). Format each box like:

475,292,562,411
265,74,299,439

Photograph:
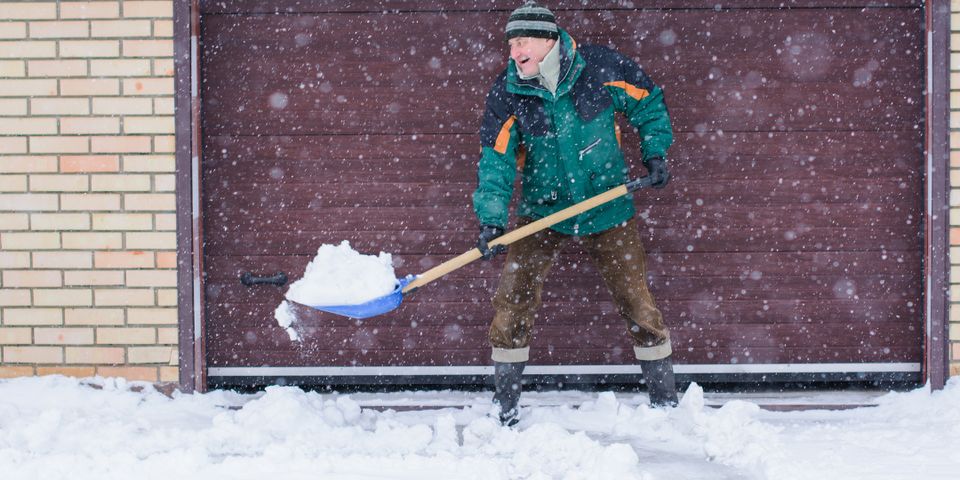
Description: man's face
509,36,557,77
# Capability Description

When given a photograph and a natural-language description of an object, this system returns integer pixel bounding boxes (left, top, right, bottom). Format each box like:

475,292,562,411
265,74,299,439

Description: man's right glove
477,225,507,260
643,156,671,189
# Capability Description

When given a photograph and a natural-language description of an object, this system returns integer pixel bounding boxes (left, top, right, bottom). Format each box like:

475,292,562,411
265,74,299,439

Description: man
473,2,677,426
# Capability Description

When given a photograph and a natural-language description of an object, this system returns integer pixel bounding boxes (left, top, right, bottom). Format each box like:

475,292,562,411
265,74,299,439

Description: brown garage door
199,1,924,385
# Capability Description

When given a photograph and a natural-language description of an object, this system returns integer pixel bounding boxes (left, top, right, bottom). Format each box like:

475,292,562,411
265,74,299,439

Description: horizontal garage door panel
201,4,924,375
201,9,922,136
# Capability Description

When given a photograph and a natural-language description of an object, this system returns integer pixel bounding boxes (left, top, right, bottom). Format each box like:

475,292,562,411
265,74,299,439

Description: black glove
477,225,507,260
643,156,671,189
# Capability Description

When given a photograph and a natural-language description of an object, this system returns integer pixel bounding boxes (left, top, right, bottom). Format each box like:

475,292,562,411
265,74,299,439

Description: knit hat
505,1,559,40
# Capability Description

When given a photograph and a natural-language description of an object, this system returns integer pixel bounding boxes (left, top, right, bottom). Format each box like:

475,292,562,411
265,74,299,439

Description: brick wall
952,1,960,378
0,1,176,383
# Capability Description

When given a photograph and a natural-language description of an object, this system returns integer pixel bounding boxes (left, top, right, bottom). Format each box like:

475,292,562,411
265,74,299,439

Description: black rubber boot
492,361,526,426
640,356,679,408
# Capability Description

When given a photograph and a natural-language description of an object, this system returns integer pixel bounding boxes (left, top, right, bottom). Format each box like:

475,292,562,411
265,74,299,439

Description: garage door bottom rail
206,363,921,389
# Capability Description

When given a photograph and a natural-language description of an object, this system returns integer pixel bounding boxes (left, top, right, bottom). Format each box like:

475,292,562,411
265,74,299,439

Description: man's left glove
477,225,507,260
643,156,671,189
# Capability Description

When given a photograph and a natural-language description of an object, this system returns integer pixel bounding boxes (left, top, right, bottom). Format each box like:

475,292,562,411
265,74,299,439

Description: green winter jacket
473,29,673,235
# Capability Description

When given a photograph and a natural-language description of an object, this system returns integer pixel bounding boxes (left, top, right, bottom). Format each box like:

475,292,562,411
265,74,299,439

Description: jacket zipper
578,138,602,162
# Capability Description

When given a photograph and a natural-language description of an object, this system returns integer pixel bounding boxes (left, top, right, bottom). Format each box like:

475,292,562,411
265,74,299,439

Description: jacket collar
506,29,584,101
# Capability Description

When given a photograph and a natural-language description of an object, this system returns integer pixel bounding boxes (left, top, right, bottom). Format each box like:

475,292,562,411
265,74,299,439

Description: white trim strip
208,363,921,377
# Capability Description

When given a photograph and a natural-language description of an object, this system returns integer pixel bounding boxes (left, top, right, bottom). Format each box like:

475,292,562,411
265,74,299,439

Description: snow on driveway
0,375,957,479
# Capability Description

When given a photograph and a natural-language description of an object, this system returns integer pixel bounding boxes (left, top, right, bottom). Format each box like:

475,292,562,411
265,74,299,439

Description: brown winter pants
489,217,672,363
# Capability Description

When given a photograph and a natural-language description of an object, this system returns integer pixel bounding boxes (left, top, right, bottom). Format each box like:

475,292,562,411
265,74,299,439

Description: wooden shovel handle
402,181,641,294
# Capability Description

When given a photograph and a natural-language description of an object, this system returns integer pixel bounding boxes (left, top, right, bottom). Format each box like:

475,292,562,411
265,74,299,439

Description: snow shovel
304,176,656,319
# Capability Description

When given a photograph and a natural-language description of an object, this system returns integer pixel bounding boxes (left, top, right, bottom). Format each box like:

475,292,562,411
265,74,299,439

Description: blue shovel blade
306,275,416,319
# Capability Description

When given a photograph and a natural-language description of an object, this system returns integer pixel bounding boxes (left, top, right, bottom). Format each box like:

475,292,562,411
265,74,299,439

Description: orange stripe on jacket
604,81,650,101
494,115,517,154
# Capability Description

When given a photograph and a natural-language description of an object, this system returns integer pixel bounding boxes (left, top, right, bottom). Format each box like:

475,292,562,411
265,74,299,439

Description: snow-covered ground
0,375,957,480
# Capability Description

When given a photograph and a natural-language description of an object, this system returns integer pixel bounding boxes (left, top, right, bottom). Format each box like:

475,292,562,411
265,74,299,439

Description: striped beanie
505,2,559,40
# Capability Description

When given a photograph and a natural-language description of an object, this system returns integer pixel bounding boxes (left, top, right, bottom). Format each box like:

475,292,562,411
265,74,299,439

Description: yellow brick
153,135,174,153
37,366,96,377
122,39,171,57
64,308,123,325
952,364,960,377
59,193,120,211
97,365,157,381
126,270,175,287
153,20,172,37
0,98,28,115
0,137,28,154
61,117,120,135
27,59,88,77
124,116,173,134
951,323,960,340
0,41,56,59
61,2,121,20
3,308,62,325
62,232,122,249
33,251,92,269
0,60,26,77
94,288,153,306
0,23,27,39
94,250,152,268
154,213,175,230
126,232,175,249
90,174,151,192
152,58,173,76
0,290,32,307
124,193,174,211
0,193,59,210
3,270,62,288
97,326,155,344
0,3,57,20
29,174,89,192
64,270,124,286
91,96,151,114
29,136,90,154
61,40,120,58
122,77,173,95
156,288,175,306
34,288,92,307
3,346,62,363
29,21,90,38
30,213,90,230
0,117,56,135
156,326,176,344
91,19,151,37
61,78,119,96
0,79,56,96
61,155,118,173
127,345,173,363
152,97,173,114
154,174,174,191
90,58,151,76
0,176,27,192
90,135,151,153
155,252,174,268
31,98,90,115
0,327,32,345
0,213,29,229
1,232,59,249
123,1,172,18
34,327,94,345
0,252,31,268
65,346,123,364
92,212,152,229
121,154,173,172
127,307,176,325
0,366,35,377
159,366,177,382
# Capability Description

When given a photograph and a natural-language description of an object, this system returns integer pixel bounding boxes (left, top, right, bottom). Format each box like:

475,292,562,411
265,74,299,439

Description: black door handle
240,272,287,287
